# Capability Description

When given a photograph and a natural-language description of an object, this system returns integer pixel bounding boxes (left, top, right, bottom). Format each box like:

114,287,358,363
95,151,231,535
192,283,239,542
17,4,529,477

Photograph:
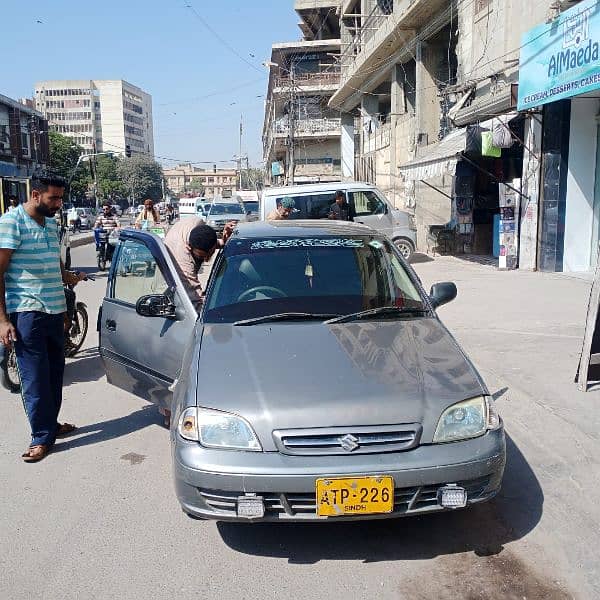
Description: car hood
195,319,486,448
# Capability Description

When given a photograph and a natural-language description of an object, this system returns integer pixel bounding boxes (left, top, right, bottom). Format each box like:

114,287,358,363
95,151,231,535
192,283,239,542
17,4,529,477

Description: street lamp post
68,151,113,209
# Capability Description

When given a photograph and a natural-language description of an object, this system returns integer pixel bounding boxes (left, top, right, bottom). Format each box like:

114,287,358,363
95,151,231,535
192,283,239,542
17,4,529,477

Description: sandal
56,423,76,437
22,445,50,463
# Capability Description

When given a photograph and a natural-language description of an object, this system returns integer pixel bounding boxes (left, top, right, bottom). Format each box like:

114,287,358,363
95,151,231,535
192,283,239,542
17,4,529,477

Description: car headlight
177,407,262,451
433,396,501,443
207,220,217,227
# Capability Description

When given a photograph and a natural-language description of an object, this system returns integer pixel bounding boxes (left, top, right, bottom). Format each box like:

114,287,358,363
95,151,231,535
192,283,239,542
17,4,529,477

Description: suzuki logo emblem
340,434,360,452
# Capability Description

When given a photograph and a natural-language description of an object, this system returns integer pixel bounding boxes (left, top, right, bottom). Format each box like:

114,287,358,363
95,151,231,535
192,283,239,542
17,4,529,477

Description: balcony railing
274,117,341,136
340,2,393,75
275,71,341,89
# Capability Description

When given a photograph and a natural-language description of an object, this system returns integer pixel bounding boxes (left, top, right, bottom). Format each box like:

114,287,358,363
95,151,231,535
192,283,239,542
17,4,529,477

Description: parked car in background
76,208,94,230
111,205,123,217
205,201,247,234
178,197,207,219
98,221,505,522
261,182,417,260
242,200,260,222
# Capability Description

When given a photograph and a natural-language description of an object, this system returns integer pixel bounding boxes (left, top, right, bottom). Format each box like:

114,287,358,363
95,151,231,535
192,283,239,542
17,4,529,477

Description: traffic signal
125,144,131,158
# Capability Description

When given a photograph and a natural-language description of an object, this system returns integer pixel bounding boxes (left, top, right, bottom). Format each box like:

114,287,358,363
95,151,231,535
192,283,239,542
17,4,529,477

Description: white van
260,182,417,259
178,197,207,219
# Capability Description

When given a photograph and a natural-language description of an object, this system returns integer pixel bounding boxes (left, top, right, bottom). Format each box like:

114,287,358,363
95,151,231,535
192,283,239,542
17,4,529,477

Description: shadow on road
64,348,105,385
53,405,164,453
409,252,434,265
217,435,542,564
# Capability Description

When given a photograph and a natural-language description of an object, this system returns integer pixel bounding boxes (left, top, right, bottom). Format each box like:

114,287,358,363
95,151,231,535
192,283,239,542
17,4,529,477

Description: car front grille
196,476,491,519
273,424,422,456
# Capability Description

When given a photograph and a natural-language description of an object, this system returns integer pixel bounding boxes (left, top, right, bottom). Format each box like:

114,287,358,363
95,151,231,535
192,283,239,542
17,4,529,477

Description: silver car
205,202,247,234
99,221,505,522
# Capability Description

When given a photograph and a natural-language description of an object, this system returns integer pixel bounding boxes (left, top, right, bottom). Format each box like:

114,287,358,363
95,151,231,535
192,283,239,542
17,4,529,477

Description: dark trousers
10,312,65,446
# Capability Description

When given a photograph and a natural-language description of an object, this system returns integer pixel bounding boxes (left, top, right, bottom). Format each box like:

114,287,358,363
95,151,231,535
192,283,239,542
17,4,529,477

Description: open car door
98,230,198,409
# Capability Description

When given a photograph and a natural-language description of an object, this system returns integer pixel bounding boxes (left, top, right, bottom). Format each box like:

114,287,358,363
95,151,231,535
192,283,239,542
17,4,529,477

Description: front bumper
173,429,505,522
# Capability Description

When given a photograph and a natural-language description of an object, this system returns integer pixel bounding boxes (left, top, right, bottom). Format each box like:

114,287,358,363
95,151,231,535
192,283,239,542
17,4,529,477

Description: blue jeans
10,312,65,446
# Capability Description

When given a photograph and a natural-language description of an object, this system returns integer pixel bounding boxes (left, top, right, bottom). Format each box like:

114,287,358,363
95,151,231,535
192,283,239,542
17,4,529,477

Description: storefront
398,114,525,265
518,0,600,272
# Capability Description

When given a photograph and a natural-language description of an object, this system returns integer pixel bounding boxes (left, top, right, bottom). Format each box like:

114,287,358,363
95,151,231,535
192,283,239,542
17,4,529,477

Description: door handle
105,319,117,331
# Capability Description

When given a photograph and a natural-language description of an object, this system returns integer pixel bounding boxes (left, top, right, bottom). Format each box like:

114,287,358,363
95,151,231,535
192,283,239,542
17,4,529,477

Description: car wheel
64,248,72,271
394,237,415,261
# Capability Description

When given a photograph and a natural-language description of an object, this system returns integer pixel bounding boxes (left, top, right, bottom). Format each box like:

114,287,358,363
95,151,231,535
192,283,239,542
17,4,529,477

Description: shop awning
398,129,466,181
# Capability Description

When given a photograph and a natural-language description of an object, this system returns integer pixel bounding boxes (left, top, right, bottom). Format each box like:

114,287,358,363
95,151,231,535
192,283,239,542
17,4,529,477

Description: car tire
64,248,72,271
394,237,415,261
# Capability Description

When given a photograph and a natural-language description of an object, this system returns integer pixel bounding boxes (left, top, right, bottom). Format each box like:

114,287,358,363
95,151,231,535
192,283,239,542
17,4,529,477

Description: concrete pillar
519,115,543,270
341,113,355,180
361,95,378,155
390,63,406,207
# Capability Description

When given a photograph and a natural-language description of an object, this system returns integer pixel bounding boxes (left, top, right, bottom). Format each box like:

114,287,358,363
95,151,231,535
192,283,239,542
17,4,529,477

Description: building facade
263,1,342,185
327,0,598,273
164,164,238,198
0,92,49,211
34,79,154,157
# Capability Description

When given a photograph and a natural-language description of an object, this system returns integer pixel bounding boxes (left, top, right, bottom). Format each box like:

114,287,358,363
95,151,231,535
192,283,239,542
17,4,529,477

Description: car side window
350,191,386,217
275,193,338,219
112,239,169,304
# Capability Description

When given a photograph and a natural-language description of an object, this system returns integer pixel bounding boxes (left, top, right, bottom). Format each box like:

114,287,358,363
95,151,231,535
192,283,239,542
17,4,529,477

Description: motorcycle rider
94,202,120,262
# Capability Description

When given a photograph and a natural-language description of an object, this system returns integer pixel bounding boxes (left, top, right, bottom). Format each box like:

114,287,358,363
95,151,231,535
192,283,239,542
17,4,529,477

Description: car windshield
209,204,243,216
244,201,259,212
204,235,426,323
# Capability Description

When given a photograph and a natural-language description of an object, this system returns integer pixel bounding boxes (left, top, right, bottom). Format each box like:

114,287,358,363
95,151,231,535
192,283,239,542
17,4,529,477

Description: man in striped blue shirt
0,174,86,462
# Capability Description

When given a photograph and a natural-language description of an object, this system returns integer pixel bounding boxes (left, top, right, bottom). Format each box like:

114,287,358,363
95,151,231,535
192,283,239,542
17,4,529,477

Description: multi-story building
0,92,49,211
329,0,600,273
164,164,238,198
263,1,342,185
34,79,154,157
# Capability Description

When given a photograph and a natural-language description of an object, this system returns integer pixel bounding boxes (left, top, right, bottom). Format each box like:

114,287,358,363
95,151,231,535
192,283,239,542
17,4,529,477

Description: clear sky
3,0,301,169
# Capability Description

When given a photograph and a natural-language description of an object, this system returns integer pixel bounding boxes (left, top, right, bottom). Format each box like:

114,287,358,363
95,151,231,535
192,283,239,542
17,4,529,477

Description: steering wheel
237,286,287,302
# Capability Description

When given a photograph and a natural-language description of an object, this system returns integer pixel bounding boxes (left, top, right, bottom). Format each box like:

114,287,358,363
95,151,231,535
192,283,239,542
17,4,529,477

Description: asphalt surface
0,244,594,599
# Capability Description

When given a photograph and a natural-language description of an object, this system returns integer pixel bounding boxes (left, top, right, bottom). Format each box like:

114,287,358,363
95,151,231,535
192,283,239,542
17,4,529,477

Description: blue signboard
518,0,600,110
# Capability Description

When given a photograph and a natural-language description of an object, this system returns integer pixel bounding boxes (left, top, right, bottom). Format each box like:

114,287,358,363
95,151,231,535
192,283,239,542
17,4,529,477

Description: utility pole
287,66,296,186
238,115,243,190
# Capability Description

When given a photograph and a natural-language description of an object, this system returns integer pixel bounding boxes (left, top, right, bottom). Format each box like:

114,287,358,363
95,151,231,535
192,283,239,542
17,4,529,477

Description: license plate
316,476,394,517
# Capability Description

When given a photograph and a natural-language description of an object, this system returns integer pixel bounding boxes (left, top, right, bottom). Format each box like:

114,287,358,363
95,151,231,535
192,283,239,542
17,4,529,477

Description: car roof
234,220,378,239
262,181,377,196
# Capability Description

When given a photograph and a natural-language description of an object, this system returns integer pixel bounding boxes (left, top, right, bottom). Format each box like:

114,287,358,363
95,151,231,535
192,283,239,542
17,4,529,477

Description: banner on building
518,0,600,110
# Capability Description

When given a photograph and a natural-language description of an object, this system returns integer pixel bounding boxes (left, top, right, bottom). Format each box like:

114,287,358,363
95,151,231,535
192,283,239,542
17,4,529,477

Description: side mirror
136,294,176,318
429,282,457,309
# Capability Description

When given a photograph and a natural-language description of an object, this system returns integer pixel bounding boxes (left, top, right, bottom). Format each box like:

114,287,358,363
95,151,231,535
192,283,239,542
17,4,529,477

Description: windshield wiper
233,312,340,326
324,306,427,325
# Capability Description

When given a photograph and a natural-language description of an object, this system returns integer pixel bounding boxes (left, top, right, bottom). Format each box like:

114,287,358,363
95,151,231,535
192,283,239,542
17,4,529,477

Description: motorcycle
0,282,91,393
95,228,118,271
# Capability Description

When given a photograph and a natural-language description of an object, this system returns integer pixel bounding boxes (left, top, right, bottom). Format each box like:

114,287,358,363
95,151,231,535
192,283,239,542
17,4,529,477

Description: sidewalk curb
71,234,94,249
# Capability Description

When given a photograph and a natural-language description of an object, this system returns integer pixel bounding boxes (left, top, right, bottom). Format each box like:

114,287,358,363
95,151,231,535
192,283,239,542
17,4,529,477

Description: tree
48,131,90,199
186,178,205,196
240,167,265,191
94,154,127,200
117,155,164,203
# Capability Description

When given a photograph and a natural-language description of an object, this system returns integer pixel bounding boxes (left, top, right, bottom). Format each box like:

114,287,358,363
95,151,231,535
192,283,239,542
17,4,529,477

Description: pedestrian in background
0,174,86,463
328,190,353,221
6,196,19,213
135,198,160,230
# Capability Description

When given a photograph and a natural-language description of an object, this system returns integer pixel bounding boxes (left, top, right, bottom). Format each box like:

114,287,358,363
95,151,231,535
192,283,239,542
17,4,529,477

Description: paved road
0,244,594,599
